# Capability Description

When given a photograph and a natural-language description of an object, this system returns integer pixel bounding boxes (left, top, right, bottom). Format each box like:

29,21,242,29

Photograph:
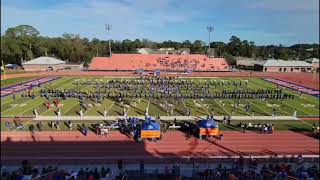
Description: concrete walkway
33,115,299,121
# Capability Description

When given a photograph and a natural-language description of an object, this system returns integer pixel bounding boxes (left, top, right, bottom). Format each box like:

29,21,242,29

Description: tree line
1,25,319,66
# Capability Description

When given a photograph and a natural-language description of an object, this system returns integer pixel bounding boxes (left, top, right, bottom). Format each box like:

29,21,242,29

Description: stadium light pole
207,26,214,57
105,24,112,56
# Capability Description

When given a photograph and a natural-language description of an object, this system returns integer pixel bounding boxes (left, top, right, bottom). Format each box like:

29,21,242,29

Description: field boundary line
198,99,210,115
214,99,230,116
244,99,270,116
106,101,115,116
14,98,46,117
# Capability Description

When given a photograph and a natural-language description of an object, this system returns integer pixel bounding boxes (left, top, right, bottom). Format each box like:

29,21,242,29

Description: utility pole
297,43,301,60
105,24,112,57
207,26,214,57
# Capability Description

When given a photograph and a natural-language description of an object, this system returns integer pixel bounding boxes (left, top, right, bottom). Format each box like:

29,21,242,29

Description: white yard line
198,99,210,115
227,99,251,116
61,101,81,115
15,100,46,116
299,119,313,127
1,99,32,114
181,99,188,115
214,99,230,116
182,99,187,110
106,101,114,115
83,99,96,115
125,100,133,116
281,100,310,116
244,99,270,115
147,100,150,110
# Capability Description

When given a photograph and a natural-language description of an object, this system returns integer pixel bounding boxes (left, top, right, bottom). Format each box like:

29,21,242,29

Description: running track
1,131,319,165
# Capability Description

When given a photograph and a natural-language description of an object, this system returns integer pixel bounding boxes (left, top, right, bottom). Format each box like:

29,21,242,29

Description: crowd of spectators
1,157,319,180
1,165,114,180
194,161,319,180
156,57,201,71
238,122,274,134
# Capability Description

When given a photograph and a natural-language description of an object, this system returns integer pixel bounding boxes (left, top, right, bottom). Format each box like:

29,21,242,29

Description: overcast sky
1,0,319,45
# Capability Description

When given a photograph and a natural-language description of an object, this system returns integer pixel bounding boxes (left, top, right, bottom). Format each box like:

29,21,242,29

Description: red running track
1,131,319,165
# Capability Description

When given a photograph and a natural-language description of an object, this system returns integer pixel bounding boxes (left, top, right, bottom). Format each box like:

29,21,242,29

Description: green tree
227,36,242,56
210,42,226,57
223,53,236,65
274,45,289,60
5,25,40,61
191,40,205,53
182,40,192,48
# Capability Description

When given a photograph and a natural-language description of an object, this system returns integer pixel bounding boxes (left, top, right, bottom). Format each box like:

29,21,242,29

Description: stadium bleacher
89,54,229,72
1,160,319,180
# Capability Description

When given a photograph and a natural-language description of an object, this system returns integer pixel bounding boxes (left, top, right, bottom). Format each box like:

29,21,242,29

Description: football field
1,76,319,118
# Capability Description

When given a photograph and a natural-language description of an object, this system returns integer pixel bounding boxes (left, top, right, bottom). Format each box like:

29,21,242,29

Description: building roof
159,48,175,51
236,57,264,67
256,59,313,67
137,48,155,54
305,58,319,64
89,54,229,71
22,56,65,65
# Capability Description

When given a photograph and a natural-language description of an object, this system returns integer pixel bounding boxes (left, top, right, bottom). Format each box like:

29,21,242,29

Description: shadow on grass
97,111,104,116
77,124,85,136
288,125,318,139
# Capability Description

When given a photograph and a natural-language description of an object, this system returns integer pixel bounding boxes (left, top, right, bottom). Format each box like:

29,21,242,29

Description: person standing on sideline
312,124,315,133
56,121,60,130
29,124,35,135
227,116,231,125
83,123,88,136
69,120,72,131
241,123,245,133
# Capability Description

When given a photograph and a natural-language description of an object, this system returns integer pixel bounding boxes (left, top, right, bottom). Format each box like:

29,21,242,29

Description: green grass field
1,77,35,88
1,76,319,118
